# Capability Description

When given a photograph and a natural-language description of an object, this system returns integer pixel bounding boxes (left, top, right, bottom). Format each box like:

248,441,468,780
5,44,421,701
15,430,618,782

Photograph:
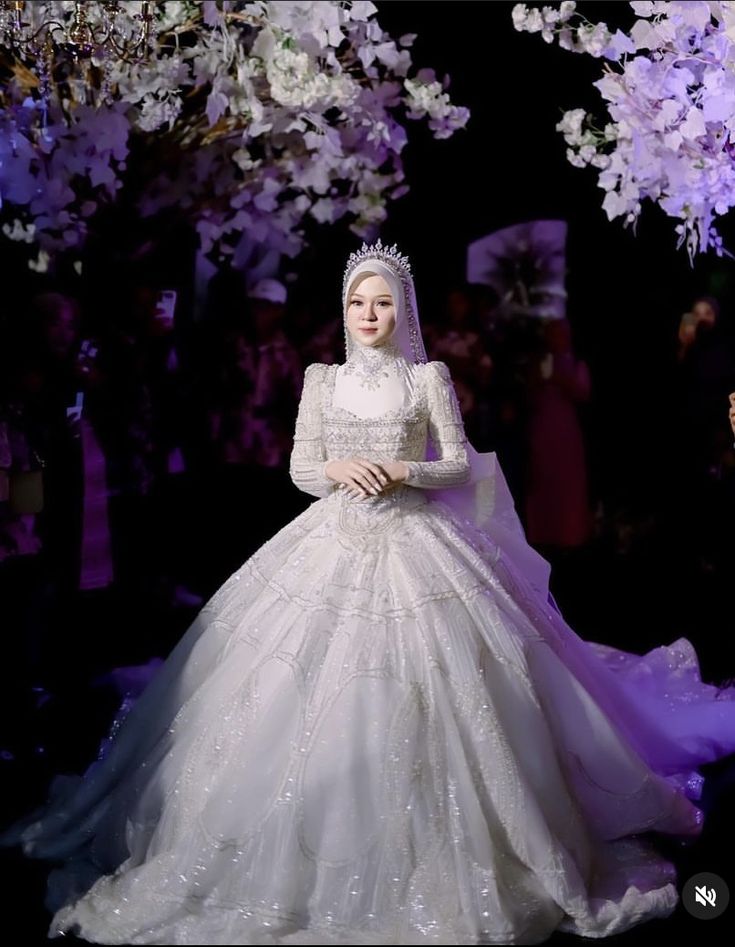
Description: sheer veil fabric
0,241,733,946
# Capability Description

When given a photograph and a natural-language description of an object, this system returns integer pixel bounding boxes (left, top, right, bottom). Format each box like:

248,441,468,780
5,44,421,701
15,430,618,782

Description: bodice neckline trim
323,362,425,423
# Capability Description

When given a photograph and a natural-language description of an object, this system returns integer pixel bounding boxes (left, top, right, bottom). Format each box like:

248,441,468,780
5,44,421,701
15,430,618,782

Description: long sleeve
403,361,471,489
289,363,334,498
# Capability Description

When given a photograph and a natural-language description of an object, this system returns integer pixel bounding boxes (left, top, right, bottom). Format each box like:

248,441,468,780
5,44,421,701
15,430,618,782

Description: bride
2,240,735,945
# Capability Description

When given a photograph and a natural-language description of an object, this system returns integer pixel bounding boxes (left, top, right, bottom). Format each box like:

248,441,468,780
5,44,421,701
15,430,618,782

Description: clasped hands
325,457,409,499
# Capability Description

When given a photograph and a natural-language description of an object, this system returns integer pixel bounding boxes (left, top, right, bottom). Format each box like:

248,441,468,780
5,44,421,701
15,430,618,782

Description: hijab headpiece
342,239,428,364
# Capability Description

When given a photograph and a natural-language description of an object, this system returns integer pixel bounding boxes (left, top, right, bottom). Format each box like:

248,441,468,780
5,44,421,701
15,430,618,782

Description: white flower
558,28,575,51
155,1,191,32
579,144,597,163
604,29,636,60
566,148,587,168
577,22,612,58
556,108,587,143
525,9,544,33
629,1,653,15
28,249,50,272
512,4,529,30
680,107,707,141
310,197,338,223
404,77,468,136
0,0,468,265
602,189,630,220
515,0,735,256
2,219,36,243
137,94,182,132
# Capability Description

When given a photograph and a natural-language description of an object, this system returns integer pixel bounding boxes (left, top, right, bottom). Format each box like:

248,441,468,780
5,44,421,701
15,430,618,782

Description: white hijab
331,259,425,419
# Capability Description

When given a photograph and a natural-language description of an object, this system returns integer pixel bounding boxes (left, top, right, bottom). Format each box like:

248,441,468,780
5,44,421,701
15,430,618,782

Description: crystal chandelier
0,1,155,103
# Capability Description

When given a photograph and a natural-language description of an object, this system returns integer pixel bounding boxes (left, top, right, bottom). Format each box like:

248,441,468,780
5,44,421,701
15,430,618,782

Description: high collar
345,336,403,370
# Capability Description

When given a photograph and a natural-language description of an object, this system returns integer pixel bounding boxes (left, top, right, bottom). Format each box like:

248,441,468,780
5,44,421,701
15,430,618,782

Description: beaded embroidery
341,338,402,391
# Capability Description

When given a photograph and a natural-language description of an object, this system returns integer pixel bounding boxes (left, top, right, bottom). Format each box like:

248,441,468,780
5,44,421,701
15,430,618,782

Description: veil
342,241,552,600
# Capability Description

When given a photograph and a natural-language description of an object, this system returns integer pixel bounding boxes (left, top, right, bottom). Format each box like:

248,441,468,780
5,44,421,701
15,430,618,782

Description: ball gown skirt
2,483,734,945
2,360,734,945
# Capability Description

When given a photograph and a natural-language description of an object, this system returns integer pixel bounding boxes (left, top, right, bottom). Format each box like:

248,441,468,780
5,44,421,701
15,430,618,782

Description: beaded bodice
289,359,471,510
323,362,429,466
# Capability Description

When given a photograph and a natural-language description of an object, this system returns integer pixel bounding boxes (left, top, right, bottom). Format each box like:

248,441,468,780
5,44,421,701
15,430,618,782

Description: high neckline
345,336,403,370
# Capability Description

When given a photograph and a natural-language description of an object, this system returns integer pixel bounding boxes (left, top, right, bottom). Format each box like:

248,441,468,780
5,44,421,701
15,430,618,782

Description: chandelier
0,1,155,102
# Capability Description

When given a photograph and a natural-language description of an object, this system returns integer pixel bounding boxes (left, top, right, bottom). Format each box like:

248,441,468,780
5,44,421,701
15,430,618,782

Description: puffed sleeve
289,363,334,498
403,361,471,489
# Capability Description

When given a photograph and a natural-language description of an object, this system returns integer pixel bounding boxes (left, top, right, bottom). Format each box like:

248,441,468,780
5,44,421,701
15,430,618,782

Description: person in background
301,313,343,365
246,278,306,539
248,278,304,470
14,292,86,595
201,279,305,579
106,282,203,614
430,285,487,411
675,295,735,573
200,322,258,583
2,292,120,753
677,296,720,362
524,317,592,554
429,285,495,454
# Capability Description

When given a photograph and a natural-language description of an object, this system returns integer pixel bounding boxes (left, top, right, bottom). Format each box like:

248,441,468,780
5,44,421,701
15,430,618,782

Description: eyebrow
349,293,393,299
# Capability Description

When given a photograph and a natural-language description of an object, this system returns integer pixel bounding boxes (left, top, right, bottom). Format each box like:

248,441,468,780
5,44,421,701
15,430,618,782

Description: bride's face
346,274,396,348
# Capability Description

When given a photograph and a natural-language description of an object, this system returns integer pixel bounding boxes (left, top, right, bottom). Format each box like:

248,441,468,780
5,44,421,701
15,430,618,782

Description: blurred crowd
674,296,735,574
1,272,735,767
0,277,596,608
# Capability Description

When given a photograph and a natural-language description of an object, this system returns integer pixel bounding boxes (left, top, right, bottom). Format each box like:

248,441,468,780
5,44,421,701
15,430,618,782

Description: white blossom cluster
513,1,735,258
0,1,468,267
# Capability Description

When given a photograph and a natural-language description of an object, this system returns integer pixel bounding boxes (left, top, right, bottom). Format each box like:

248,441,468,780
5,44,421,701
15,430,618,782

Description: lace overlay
290,359,471,512
3,358,734,945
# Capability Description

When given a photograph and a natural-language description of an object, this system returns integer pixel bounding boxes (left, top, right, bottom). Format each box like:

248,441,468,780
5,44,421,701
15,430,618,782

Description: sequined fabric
3,360,735,945
290,359,471,500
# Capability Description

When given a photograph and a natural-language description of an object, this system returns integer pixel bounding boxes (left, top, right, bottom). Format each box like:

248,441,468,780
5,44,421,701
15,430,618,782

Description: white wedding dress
3,346,735,946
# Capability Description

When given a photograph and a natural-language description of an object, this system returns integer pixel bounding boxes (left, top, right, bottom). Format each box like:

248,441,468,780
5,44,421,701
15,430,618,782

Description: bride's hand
379,461,410,491
326,458,407,499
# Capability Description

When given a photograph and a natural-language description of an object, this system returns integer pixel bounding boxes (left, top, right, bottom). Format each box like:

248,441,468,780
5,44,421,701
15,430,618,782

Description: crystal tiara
343,239,412,294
